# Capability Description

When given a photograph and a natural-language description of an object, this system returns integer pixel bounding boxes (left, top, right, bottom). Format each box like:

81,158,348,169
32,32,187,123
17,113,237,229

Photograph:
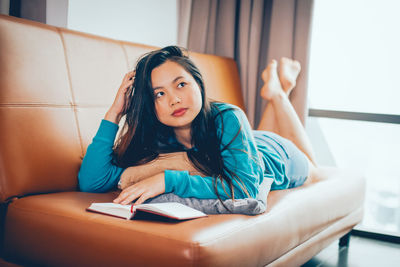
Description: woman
78,46,319,207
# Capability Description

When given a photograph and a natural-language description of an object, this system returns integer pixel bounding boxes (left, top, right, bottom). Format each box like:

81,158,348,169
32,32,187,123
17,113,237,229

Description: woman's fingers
113,186,138,204
125,70,135,81
125,70,135,76
120,192,139,205
114,185,147,205
121,71,135,93
121,72,135,89
115,192,136,205
106,70,136,124
114,190,148,206
113,173,165,205
134,193,149,206
124,80,134,91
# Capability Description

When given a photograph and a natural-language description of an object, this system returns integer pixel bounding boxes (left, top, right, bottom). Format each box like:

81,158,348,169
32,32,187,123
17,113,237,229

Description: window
307,0,400,238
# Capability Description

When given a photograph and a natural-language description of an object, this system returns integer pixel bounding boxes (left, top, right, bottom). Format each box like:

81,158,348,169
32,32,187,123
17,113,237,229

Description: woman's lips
172,108,187,116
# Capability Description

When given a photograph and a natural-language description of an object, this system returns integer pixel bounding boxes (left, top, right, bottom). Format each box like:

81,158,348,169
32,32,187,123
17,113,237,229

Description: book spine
128,204,135,220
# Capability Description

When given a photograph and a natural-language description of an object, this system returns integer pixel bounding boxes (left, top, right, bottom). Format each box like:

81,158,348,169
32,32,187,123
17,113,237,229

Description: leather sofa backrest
0,15,244,203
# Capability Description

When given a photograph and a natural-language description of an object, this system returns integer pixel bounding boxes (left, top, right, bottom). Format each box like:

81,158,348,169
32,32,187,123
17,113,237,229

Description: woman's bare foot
261,60,284,100
278,57,301,95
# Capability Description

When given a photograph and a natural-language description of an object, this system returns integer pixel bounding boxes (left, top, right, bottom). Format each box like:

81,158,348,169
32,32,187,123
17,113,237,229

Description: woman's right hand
105,70,135,124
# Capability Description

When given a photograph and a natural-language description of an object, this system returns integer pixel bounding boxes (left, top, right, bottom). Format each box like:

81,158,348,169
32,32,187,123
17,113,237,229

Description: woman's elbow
78,182,92,192
78,173,94,192
78,180,110,193
78,168,118,193
78,171,102,193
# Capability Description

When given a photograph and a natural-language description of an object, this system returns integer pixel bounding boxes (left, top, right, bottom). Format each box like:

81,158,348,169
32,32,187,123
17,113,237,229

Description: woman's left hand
113,173,165,205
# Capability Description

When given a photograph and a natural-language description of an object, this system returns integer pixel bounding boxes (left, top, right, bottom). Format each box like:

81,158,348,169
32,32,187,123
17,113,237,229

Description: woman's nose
170,95,181,106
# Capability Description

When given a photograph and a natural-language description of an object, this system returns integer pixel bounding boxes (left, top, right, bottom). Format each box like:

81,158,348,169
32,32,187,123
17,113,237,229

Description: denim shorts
254,131,309,189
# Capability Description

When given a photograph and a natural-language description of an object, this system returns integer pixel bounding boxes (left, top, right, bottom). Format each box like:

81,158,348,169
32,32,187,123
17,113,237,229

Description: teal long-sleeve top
78,103,289,199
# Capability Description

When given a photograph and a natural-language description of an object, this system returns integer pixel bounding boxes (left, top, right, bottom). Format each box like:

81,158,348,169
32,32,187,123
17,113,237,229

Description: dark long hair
113,46,250,202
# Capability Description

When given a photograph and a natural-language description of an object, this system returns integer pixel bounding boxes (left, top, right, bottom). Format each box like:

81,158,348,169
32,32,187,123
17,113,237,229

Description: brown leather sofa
0,15,365,267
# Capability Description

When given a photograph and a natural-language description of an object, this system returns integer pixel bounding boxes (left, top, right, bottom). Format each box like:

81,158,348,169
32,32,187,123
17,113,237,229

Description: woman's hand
118,152,208,190
105,70,135,124
119,166,141,189
113,173,165,205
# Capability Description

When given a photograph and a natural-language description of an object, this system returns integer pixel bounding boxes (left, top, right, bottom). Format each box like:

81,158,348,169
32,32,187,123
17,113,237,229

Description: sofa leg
339,232,351,247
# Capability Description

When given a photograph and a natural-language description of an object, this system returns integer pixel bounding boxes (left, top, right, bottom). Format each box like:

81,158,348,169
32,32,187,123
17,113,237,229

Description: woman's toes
262,60,277,82
279,57,301,94
261,60,283,100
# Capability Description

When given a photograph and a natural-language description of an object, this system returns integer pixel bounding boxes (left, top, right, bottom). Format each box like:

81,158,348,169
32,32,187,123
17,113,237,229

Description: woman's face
151,60,202,130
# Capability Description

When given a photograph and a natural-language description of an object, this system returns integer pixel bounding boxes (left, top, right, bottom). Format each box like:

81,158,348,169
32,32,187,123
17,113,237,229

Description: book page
137,202,206,219
88,203,133,219
88,202,207,220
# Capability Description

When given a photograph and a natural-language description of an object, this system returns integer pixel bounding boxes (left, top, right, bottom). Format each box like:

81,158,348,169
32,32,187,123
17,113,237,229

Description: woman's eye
155,92,164,99
177,82,186,88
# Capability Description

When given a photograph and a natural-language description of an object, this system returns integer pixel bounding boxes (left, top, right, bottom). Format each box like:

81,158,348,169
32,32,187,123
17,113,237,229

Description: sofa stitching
56,29,76,107
119,41,131,71
57,28,85,158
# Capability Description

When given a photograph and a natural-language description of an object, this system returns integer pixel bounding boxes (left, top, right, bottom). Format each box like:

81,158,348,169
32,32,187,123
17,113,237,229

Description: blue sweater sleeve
78,119,125,192
164,105,264,199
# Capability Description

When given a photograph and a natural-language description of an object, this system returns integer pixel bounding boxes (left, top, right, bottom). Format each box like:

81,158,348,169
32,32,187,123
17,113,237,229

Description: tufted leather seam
57,28,85,158
119,41,131,71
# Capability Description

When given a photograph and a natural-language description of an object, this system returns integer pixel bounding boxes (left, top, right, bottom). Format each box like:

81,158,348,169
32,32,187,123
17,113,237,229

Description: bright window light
308,0,400,115
308,0,400,236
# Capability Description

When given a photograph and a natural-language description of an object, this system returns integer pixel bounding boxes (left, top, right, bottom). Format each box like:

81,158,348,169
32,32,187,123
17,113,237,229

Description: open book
87,202,207,221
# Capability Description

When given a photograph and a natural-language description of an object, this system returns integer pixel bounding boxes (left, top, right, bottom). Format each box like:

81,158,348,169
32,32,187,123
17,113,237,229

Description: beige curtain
178,0,314,127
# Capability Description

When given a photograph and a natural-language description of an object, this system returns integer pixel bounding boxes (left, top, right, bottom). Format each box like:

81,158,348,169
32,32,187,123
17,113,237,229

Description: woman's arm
78,71,135,192
164,105,265,200
119,152,206,189
78,120,125,192
114,105,264,204
114,154,206,205
79,120,206,192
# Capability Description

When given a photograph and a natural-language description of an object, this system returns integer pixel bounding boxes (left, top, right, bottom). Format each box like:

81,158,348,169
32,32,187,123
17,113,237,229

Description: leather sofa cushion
0,15,246,202
3,170,364,266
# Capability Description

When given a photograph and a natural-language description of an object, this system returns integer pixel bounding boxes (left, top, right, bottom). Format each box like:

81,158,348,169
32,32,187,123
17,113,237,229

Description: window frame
308,108,400,243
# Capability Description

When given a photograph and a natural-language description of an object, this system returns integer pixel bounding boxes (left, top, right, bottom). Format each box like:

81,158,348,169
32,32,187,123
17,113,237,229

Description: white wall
67,0,177,47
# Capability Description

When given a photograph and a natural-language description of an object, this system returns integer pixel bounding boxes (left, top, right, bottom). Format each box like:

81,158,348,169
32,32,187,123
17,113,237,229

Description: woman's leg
257,58,299,133
258,58,317,165
257,104,278,133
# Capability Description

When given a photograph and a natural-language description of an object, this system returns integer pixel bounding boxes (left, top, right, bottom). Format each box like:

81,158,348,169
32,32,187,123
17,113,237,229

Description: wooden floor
302,235,400,267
